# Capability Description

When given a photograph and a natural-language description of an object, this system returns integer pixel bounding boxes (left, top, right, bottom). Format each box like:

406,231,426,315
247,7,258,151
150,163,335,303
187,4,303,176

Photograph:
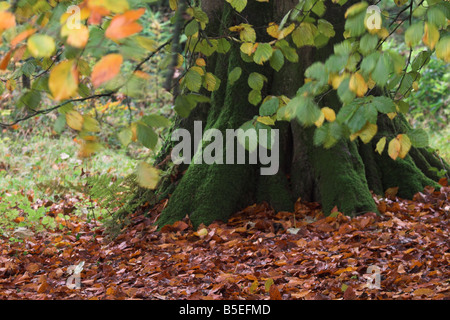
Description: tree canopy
0,0,449,189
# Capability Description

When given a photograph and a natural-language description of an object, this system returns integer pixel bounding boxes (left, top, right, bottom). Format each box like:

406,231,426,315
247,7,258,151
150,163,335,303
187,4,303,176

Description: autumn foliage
1,180,448,300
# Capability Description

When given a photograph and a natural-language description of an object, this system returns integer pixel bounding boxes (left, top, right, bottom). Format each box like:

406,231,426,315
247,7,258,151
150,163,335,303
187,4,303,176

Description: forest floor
0,180,449,300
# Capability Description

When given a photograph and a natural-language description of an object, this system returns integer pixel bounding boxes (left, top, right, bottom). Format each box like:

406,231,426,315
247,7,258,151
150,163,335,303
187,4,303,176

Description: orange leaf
105,8,145,40
269,284,282,300
0,51,11,70
0,11,16,31
91,54,123,88
11,29,36,47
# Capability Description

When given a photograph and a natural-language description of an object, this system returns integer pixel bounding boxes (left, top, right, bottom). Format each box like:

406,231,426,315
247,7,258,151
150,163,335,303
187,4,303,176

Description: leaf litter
0,180,449,300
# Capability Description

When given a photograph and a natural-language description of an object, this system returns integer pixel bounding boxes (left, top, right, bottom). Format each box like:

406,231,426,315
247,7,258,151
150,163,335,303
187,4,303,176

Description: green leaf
260,97,279,116
305,62,327,85
248,72,266,91
318,19,335,38
288,95,322,127
395,100,410,113
344,10,366,37
184,20,199,37
118,127,132,147
228,67,242,85
313,122,341,148
276,40,298,63
371,53,391,87
184,67,203,92
137,122,158,149
359,33,378,55
237,120,258,152
269,49,285,71
405,22,424,47
53,114,66,134
292,23,317,47
141,114,171,128
407,128,429,148
217,38,231,54
226,0,247,12
175,95,196,118
371,96,396,114
337,77,356,104
411,51,430,71
427,5,447,28
253,43,273,65
248,89,262,106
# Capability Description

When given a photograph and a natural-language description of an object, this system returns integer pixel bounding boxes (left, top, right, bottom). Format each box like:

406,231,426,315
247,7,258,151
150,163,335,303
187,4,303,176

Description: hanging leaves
136,161,160,189
105,8,145,40
91,54,123,88
49,60,79,101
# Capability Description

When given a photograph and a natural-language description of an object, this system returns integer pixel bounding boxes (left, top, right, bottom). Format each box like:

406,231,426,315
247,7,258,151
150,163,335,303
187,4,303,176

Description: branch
133,39,172,73
0,92,114,128
163,1,186,92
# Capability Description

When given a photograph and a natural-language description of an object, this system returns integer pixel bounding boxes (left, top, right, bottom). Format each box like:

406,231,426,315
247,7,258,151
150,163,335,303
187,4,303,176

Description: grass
0,131,142,194
0,123,152,238
428,125,450,164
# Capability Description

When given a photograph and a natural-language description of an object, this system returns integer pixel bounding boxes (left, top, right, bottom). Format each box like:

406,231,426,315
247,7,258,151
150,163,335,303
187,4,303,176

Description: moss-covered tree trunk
155,0,449,228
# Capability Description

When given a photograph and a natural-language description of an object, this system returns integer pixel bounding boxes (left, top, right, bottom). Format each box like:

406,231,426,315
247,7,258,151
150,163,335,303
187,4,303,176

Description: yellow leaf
321,107,336,122
196,58,206,66
169,0,178,10
257,116,275,126
375,137,386,155
61,24,89,49
49,60,79,101
387,112,397,120
190,66,205,76
83,116,100,132
240,42,257,55
329,73,346,90
27,34,55,58
422,22,439,50
66,110,84,131
388,137,401,160
136,162,160,189
79,141,101,158
358,122,377,144
314,111,325,128
266,22,295,40
397,134,411,159
435,37,449,63
91,54,123,88
349,72,368,97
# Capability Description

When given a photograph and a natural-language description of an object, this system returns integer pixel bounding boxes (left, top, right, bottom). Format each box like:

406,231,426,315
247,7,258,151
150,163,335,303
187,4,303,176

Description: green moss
311,138,378,216
257,173,294,212
358,142,384,195
375,153,438,198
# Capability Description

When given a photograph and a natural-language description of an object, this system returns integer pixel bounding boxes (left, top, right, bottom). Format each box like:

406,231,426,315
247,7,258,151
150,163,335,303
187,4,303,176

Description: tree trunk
154,0,449,228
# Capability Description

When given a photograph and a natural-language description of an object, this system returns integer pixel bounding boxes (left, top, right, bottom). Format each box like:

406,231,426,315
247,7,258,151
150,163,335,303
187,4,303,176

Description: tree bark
154,0,449,228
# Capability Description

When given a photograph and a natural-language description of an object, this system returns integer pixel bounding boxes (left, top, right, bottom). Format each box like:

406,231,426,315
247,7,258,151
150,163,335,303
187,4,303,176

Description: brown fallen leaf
269,284,282,300
413,288,435,297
